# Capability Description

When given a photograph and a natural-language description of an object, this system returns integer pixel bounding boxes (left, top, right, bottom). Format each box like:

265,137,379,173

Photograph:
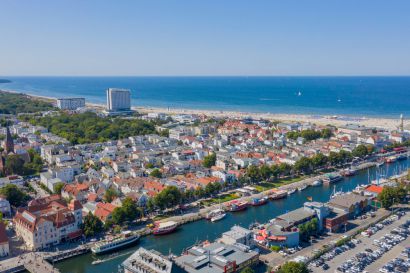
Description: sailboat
297,91,302,96
330,185,344,199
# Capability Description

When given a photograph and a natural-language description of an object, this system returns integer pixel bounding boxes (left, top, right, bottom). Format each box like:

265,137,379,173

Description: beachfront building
174,241,259,273
13,195,83,250
105,88,132,115
121,247,174,273
56,98,86,110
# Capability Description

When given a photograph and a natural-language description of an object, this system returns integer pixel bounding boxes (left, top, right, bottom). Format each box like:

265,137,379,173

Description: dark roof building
174,242,259,273
328,193,370,218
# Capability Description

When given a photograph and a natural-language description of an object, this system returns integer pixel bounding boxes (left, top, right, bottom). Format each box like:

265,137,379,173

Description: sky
1,1,410,76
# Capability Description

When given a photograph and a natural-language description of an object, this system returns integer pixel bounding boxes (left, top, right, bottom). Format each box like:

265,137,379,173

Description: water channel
57,159,409,273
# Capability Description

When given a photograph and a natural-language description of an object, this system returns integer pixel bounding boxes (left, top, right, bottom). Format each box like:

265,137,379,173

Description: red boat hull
153,227,177,235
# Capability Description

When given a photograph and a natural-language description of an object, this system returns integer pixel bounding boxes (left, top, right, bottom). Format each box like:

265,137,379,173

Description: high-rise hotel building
106,88,132,114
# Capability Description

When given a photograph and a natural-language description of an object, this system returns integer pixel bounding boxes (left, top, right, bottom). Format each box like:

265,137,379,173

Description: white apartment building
106,88,131,113
56,98,86,110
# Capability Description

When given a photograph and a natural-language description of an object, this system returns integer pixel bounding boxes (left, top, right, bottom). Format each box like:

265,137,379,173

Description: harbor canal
56,158,409,273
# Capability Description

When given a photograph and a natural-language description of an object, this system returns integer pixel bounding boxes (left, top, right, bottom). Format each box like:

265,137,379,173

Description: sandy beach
2,88,406,130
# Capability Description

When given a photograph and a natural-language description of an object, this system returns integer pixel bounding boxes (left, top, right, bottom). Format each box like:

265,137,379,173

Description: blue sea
1,76,410,118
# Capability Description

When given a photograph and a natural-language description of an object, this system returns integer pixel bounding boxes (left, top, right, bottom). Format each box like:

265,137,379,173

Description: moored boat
91,231,140,255
287,188,297,195
385,156,397,163
323,173,343,184
297,184,308,191
312,179,323,186
92,259,103,265
340,168,356,177
229,200,248,212
397,154,407,161
153,221,178,235
268,190,288,200
205,208,225,220
250,196,268,206
210,211,226,222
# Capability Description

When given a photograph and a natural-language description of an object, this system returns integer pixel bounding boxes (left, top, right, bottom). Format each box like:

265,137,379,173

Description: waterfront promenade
158,161,377,226
0,245,90,273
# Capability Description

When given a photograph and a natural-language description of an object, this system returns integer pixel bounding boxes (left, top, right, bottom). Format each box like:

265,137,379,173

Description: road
28,179,50,198
312,211,410,273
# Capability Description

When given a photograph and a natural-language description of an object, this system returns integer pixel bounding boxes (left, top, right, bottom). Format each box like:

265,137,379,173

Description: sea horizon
1,75,410,118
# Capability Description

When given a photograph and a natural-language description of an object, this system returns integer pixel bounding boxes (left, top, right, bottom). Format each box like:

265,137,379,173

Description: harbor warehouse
174,242,259,273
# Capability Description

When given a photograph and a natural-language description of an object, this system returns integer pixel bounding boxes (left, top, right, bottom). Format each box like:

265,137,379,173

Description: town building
0,222,9,257
219,225,254,247
56,98,86,110
174,241,259,273
328,193,370,218
0,195,11,216
13,195,83,250
324,207,350,233
121,247,174,273
0,175,25,188
106,88,132,115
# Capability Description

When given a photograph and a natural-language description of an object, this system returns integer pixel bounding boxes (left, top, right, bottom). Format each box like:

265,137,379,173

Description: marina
55,158,410,273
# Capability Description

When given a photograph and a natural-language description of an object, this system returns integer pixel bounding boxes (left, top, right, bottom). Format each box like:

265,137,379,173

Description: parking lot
311,211,410,273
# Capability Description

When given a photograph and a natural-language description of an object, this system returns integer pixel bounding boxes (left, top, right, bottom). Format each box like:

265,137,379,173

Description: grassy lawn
254,176,305,192
202,193,239,206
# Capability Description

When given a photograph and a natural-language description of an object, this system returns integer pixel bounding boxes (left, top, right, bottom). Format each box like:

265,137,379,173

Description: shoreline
1,88,406,130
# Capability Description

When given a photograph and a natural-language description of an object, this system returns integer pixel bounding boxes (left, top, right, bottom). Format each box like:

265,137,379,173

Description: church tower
4,127,14,154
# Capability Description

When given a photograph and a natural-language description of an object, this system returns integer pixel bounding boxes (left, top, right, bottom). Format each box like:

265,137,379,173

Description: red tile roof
365,185,383,194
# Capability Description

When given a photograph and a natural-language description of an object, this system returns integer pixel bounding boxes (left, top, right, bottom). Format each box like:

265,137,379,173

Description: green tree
240,267,255,273
293,157,313,174
28,112,156,144
321,128,333,139
82,212,103,237
328,151,341,166
104,188,119,203
247,165,260,183
352,144,369,158
154,186,182,209
0,184,29,207
54,182,65,194
378,186,396,209
311,153,328,168
278,163,292,177
150,168,162,178
112,207,127,224
121,197,140,221
259,165,272,180
278,261,309,273
203,153,217,168
4,155,25,175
